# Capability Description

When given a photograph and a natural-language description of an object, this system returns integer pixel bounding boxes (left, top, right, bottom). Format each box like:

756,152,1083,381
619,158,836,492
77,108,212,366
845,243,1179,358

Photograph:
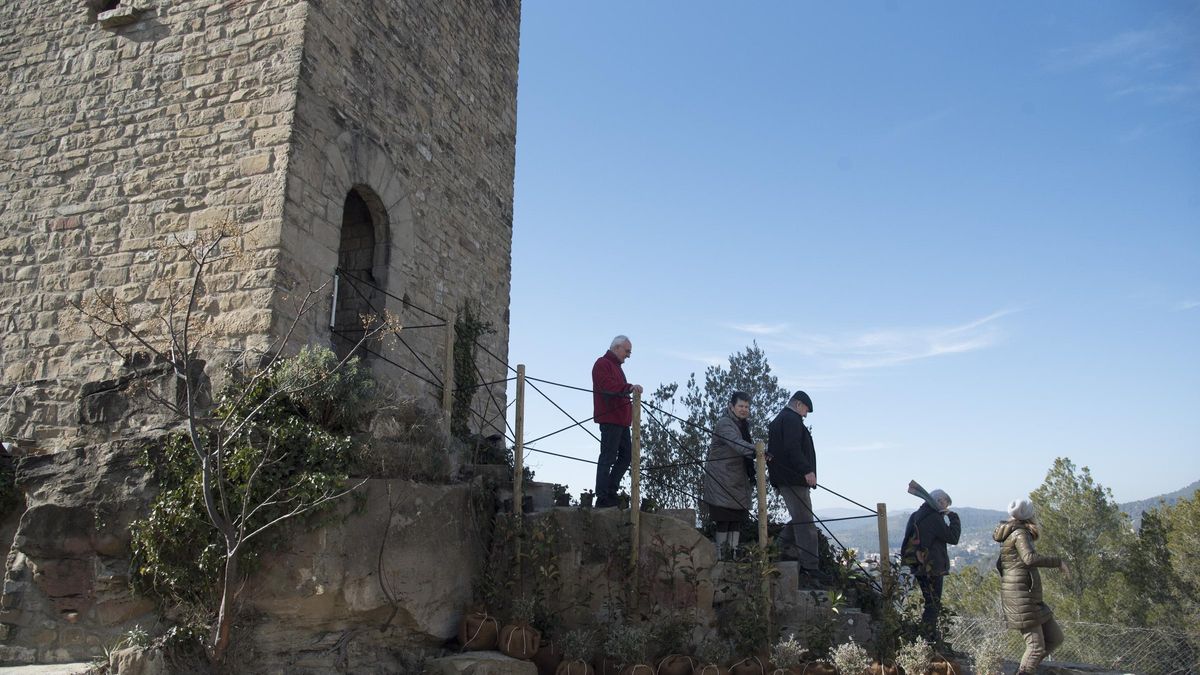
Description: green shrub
275,346,375,431
130,353,363,610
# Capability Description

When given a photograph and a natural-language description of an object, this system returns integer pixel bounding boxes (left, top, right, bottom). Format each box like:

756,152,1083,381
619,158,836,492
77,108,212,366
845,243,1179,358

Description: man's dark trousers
915,573,945,639
596,423,631,506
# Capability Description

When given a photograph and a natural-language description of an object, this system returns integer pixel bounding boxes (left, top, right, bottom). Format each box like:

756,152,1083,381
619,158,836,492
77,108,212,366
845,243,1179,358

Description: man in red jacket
592,335,643,508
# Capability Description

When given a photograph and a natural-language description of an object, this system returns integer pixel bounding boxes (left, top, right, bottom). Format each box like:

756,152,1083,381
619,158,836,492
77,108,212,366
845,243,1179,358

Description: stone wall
0,0,519,449
0,1,309,448
274,0,519,424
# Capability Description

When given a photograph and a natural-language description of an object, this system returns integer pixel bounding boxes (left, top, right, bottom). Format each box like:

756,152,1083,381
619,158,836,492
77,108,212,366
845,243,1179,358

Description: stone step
425,651,537,674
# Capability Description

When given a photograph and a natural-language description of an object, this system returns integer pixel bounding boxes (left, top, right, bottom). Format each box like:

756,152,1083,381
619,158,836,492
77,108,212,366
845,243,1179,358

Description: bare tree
75,225,397,663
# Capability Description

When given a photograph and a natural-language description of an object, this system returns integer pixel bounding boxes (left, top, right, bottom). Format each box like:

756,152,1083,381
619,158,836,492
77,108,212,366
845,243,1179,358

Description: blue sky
499,2,1200,514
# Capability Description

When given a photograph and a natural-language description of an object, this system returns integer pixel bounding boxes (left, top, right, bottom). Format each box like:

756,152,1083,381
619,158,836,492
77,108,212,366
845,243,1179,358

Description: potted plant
616,487,630,510
893,637,932,675
599,620,653,675
580,489,595,509
829,639,871,675
695,639,733,675
457,605,500,651
927,652,963,675
554,484,572,507
652,610,696,675
556,629,597,675
640,496,659,512
768,633,805,674
534,633,565,675
500,595,543,660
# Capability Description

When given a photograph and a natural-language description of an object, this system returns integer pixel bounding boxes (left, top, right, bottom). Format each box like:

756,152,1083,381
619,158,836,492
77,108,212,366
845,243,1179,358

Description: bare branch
240,479,367,546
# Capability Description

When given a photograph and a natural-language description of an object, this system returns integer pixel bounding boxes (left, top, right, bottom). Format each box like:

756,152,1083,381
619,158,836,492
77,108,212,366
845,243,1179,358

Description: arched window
332,187,388,361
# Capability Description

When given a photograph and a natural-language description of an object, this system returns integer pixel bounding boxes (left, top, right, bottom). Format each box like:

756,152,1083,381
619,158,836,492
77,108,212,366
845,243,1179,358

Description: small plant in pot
829,639,871,675
556,628,597,675
579,489,595,508
616,487,631,510
695,639,733,675
652,610,697,675
768,633,806,674
458,605,500,651
893,636,933,675
534,633,565,675
927,652,964,675
601,620,653,675
500,595,542,660
554,483,572,507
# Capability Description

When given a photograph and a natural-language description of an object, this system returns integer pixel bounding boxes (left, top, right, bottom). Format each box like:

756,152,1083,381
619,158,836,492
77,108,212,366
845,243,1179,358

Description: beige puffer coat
993,520,1061,630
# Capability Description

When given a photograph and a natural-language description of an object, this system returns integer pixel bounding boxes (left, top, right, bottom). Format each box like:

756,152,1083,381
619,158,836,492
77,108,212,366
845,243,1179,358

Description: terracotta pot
499,621,542,660
619,664,656,675
866,663,900,675
796,663,837,675
556,660,596,675
928,655,962,675
593,655,622,675
693,664,730,675
656,654,696,675
534,640,564,675
457,610,500,651
729,655,768,675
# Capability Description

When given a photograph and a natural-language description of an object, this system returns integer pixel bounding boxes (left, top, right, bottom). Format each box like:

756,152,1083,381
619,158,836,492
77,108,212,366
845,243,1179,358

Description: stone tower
0,1,520,665
0,0,519,448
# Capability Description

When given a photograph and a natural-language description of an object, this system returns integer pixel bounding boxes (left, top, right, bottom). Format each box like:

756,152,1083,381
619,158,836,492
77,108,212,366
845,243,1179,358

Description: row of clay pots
463,612,962,675
458,610,543,660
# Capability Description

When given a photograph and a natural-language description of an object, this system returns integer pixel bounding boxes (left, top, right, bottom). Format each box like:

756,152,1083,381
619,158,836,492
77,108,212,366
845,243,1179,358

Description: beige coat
993,520,1061,630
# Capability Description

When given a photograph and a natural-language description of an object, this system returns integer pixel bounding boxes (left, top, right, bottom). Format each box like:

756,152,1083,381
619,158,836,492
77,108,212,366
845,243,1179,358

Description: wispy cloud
1047,29,1174,72
1173,299,1200,311
766,308,1019,371
1045,19,1200,110
728,322,789,335
660,349,724,368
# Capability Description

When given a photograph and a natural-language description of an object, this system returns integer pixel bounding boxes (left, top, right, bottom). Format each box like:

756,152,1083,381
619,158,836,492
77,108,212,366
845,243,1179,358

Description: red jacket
592,350,633,426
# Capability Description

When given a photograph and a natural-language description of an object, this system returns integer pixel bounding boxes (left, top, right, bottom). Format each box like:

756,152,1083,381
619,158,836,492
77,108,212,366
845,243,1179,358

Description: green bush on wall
130,348,372,613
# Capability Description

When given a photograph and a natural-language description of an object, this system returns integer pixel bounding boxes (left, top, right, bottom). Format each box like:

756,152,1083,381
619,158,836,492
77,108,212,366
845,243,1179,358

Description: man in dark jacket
900,489,961,640
768,391,819,573
591,335,643,508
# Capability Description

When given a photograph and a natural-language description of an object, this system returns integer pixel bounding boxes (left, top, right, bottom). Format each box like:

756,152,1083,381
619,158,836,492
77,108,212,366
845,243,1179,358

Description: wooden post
513,364,526,516
630,390,642,605
755,440,771,639
877,502,890,589
442,313,456,435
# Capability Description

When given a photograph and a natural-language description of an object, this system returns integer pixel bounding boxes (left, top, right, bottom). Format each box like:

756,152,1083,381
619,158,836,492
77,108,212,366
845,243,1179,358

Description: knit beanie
1008,498,1035,521
929,489,952,510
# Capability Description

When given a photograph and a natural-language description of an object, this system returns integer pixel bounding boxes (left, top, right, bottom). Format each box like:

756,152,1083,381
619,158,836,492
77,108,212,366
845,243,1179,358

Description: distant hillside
814,479,1198,566
819,506,1006,561
1120,480,1200,525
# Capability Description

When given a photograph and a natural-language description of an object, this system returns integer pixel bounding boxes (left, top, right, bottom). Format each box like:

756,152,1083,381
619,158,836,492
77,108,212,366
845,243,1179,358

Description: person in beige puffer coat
993,498,1070,674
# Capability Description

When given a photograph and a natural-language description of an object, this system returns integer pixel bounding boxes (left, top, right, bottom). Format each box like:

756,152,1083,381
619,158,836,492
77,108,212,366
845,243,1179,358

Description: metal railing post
329,272,339,329
513,364,525,516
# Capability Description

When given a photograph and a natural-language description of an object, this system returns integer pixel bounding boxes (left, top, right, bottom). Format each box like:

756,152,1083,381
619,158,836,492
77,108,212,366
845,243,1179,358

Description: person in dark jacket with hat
767,391,820,574
591,335,643,508
900,488,961,641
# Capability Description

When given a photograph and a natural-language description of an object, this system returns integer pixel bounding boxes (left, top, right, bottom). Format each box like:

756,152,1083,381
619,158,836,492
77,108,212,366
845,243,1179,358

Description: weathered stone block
425,651,538,675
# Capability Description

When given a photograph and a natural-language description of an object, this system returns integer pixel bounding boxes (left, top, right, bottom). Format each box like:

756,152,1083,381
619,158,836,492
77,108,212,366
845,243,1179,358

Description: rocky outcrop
1,440,157,665
232,478,488,672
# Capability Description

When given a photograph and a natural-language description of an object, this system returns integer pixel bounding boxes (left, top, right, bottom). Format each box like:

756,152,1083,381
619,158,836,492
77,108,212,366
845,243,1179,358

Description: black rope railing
335,267,446,322
330,268,887,583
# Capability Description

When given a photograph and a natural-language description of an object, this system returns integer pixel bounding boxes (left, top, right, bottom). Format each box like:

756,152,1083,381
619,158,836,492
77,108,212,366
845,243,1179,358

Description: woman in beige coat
993,498,1070,674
